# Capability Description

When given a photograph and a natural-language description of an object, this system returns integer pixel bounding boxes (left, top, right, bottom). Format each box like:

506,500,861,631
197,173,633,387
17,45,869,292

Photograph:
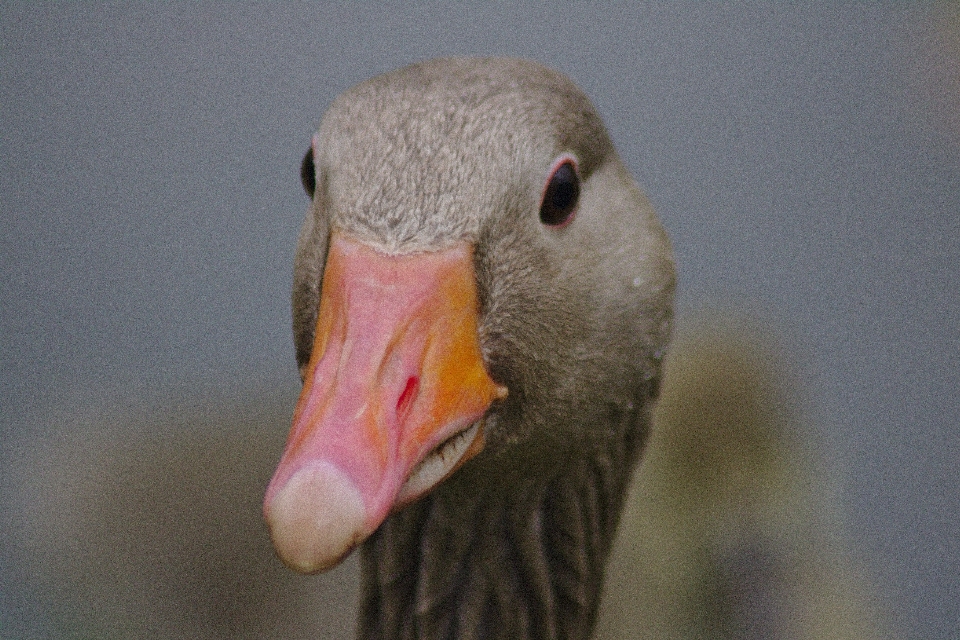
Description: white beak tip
263,462,366,573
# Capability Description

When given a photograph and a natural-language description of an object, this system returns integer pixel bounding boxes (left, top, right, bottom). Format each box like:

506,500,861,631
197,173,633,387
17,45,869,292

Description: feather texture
359,378,656,640
285,57,675,639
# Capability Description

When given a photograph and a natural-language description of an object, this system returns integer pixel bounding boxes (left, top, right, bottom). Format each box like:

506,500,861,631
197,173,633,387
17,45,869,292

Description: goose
263,57,675,639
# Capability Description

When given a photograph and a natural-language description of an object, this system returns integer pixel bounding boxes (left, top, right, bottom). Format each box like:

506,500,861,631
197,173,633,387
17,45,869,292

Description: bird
263,57,675,640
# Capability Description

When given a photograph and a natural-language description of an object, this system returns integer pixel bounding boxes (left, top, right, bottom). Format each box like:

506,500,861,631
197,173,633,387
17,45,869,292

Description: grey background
2,3,958,638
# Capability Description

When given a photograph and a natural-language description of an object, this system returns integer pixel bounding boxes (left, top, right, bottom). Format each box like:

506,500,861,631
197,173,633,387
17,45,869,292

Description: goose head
263,57,674,576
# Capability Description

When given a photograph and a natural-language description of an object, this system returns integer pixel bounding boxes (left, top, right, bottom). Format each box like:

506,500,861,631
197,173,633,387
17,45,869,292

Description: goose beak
263,233,506,573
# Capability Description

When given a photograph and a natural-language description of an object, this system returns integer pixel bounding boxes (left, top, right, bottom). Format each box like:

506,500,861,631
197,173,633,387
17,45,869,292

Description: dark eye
539,159,580,226
300,149,316,198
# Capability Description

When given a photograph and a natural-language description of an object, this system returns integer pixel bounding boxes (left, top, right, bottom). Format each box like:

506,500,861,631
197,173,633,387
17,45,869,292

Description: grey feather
291,56,675,639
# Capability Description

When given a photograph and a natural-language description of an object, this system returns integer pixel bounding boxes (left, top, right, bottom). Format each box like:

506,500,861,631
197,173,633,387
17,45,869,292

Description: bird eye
539,158,580,226
300,149,316,198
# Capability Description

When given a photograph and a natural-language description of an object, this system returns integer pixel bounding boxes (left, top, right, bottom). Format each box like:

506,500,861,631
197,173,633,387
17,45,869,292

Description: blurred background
2,3,958,638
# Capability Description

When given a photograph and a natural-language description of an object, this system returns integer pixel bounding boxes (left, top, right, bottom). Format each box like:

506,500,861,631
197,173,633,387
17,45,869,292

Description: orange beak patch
263,233,506,573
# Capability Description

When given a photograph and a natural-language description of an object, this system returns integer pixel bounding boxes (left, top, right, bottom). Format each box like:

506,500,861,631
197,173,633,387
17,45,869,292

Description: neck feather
357,404,649,640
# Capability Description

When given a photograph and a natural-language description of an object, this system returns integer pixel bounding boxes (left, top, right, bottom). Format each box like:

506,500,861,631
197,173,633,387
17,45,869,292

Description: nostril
396,376,419,419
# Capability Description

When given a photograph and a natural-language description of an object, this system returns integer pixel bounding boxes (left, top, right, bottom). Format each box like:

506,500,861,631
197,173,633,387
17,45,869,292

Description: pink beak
263,233,506,573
